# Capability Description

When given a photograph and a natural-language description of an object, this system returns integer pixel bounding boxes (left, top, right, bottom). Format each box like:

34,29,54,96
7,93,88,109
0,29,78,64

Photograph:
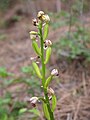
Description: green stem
39,22,54,120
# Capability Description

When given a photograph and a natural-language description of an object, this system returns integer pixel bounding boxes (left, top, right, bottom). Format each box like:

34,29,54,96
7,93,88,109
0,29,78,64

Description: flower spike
29,11,57,120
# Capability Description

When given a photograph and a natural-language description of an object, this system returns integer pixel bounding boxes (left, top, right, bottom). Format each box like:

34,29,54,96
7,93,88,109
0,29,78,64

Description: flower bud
37,11,44,20
30,97,38,107
29,31,38,40
51,69,59,76
32,18,38,26
42,14,50,23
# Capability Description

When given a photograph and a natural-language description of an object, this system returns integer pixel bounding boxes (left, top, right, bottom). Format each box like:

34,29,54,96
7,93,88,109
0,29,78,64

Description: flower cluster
29,11,58,119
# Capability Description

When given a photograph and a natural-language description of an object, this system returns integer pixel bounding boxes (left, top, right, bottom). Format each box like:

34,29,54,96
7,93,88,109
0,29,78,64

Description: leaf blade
44,47,52,64
43,102,50,120
32,62,42,79
51,95,57,112
32,41,41,56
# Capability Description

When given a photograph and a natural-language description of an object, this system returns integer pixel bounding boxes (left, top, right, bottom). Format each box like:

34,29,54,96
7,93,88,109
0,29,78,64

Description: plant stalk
39,22,55,120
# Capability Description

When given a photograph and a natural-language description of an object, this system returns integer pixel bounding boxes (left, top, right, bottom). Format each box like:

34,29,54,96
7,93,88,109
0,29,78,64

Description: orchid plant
29,11,59,120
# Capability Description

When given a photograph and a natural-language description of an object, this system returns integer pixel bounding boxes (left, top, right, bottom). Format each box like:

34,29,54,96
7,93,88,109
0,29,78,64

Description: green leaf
43,24,49,41
32,41,42,56
28,108,40,116
45,76,52,88
43,102,50,120
44,47,52,64
51,95,57,112
32,62,42,79
19,108,27,114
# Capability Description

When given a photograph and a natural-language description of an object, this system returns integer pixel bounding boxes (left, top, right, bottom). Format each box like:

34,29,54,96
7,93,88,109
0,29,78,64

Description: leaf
28,108,40,116
43,24,49,41
19,108,27,114
44,76,52,88
32,41,42,56
32,62,42,79
44,47,52,64
43,102,50,120
51,95,57,112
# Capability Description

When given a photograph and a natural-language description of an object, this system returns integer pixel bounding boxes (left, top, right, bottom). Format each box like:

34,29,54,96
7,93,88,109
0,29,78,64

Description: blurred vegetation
0,0,11,11
0,0,18,12
54,25,90,61
51,0,90,62
0,66,41,120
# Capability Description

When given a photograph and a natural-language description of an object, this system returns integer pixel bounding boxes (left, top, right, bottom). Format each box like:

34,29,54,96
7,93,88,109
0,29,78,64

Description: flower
44,40,52,47
30,97,38,107
44,40,52,50
37,11,50,23
32,18,38,26
42,14,50,23
37,11,44,20
30,57,35,61
29,31,38,40
47,87,55,95
30,56,40,61
30,56,40,64
51,69,59,76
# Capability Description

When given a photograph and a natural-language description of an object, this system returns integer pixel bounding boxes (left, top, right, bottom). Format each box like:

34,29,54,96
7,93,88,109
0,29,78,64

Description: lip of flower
51,69,59,76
